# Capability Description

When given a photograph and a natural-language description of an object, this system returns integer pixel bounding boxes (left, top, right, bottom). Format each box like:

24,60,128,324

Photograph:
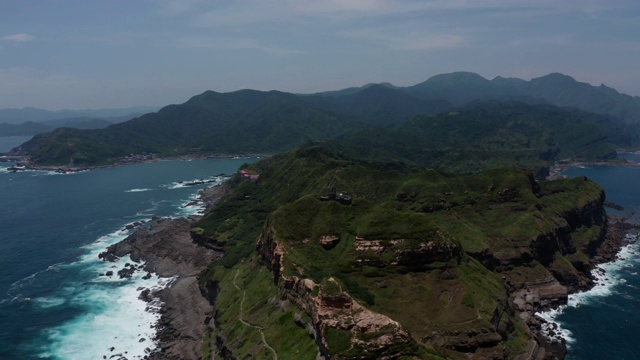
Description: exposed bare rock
257,228,414,359
318,235,340,250
100,217,220,277
352,233,462,270
354,237,391,254
284,275,413,359
99,216,223,360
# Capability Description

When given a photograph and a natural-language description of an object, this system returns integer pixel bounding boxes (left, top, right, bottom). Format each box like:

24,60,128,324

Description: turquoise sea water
0,137,255,359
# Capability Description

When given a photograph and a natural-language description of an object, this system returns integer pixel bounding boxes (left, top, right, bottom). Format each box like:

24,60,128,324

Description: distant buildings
239,169,259,180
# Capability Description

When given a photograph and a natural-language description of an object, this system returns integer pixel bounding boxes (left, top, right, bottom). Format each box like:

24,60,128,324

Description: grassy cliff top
195,144,606,359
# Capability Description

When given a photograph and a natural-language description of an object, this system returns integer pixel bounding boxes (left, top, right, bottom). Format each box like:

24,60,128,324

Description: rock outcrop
257,227,415,359
99,217,223,360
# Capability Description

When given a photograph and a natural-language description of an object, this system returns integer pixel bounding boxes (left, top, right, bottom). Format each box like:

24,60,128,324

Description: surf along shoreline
95,157,640,359
526,158,640,358
97,183,233,359
17,153,636,359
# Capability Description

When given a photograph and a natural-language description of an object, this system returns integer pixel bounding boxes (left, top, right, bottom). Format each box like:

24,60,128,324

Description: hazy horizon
2,1,639,110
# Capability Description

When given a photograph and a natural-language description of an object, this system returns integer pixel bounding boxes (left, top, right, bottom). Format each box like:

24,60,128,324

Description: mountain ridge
10,71,640,169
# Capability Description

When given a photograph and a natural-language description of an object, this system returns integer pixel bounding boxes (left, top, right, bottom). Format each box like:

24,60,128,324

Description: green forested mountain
0,106,159,124
314,72,640,124
12,72,640,167
302,84,453,126
401,72,640,124
0,121,52,136
0,117,114,136
331,101,618,175
17,90,360,165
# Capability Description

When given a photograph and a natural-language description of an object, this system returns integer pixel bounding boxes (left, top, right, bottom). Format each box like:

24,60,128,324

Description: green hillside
332,101,617,176
193,144,607,359
16,98,621,171
18,90,359,165
15,72,640,166
405,72,640,124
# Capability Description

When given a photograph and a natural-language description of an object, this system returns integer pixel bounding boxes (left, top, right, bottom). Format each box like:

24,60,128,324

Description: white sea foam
536,305,575,344
4,263,65,304
126,188,153,193
33,222,176,359
35,179,230,359
34,296,66,308
165,176,223,190
77,230,130,263
38,268,170,360
536,235,640,347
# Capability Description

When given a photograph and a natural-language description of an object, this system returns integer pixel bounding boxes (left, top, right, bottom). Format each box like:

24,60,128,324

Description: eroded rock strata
99,156,633,360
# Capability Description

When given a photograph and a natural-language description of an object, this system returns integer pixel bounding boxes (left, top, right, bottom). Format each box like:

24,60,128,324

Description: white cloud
3,33,35,42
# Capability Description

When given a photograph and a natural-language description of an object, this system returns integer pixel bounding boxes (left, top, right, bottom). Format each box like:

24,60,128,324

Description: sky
0,0,639,110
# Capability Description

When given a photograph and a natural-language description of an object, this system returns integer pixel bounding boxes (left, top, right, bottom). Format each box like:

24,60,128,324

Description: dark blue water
543,154,640,359
4,135,640,360
0,150,255,359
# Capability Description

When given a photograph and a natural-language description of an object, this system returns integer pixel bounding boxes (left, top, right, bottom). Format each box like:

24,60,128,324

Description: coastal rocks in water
198,183,231,208
138,289,152,302
511,275,568,318
257,230,415,359
117,265,137,279
99,215,223,360
99,217,221,277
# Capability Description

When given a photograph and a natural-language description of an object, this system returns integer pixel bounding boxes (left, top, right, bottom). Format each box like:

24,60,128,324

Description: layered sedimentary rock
257,227,415,359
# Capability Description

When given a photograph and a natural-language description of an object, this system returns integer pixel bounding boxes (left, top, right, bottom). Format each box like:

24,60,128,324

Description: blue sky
1,0,639,110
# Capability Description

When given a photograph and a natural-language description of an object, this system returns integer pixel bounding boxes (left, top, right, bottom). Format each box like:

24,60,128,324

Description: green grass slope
333,101,618,176
18,90,358,166
194,144,606,359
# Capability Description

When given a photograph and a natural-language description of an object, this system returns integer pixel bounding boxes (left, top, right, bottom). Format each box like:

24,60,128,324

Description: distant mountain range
0,106,160,124
0,106,161,137
11,72,640,169
313,72,640,124
0,118,117,136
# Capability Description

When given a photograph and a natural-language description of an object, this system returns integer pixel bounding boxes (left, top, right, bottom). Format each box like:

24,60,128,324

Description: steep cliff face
352,233,463,271
257,227,417,359
196,149,612,359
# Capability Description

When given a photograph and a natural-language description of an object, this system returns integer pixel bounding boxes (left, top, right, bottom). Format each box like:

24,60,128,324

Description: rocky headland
97,163,639,360
98,184,231,360
509,217,640,360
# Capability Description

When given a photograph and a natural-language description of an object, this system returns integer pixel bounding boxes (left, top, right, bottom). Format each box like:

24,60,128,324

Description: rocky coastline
513,217,640,360
98,184,231,360
95,164,639,360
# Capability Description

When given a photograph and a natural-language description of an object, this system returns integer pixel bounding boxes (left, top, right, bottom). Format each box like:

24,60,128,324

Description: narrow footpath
233,270,278,360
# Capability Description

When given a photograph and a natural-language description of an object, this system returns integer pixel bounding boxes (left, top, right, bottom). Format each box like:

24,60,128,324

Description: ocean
2,132,640,359
0,137,256,359
538,153,640,360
